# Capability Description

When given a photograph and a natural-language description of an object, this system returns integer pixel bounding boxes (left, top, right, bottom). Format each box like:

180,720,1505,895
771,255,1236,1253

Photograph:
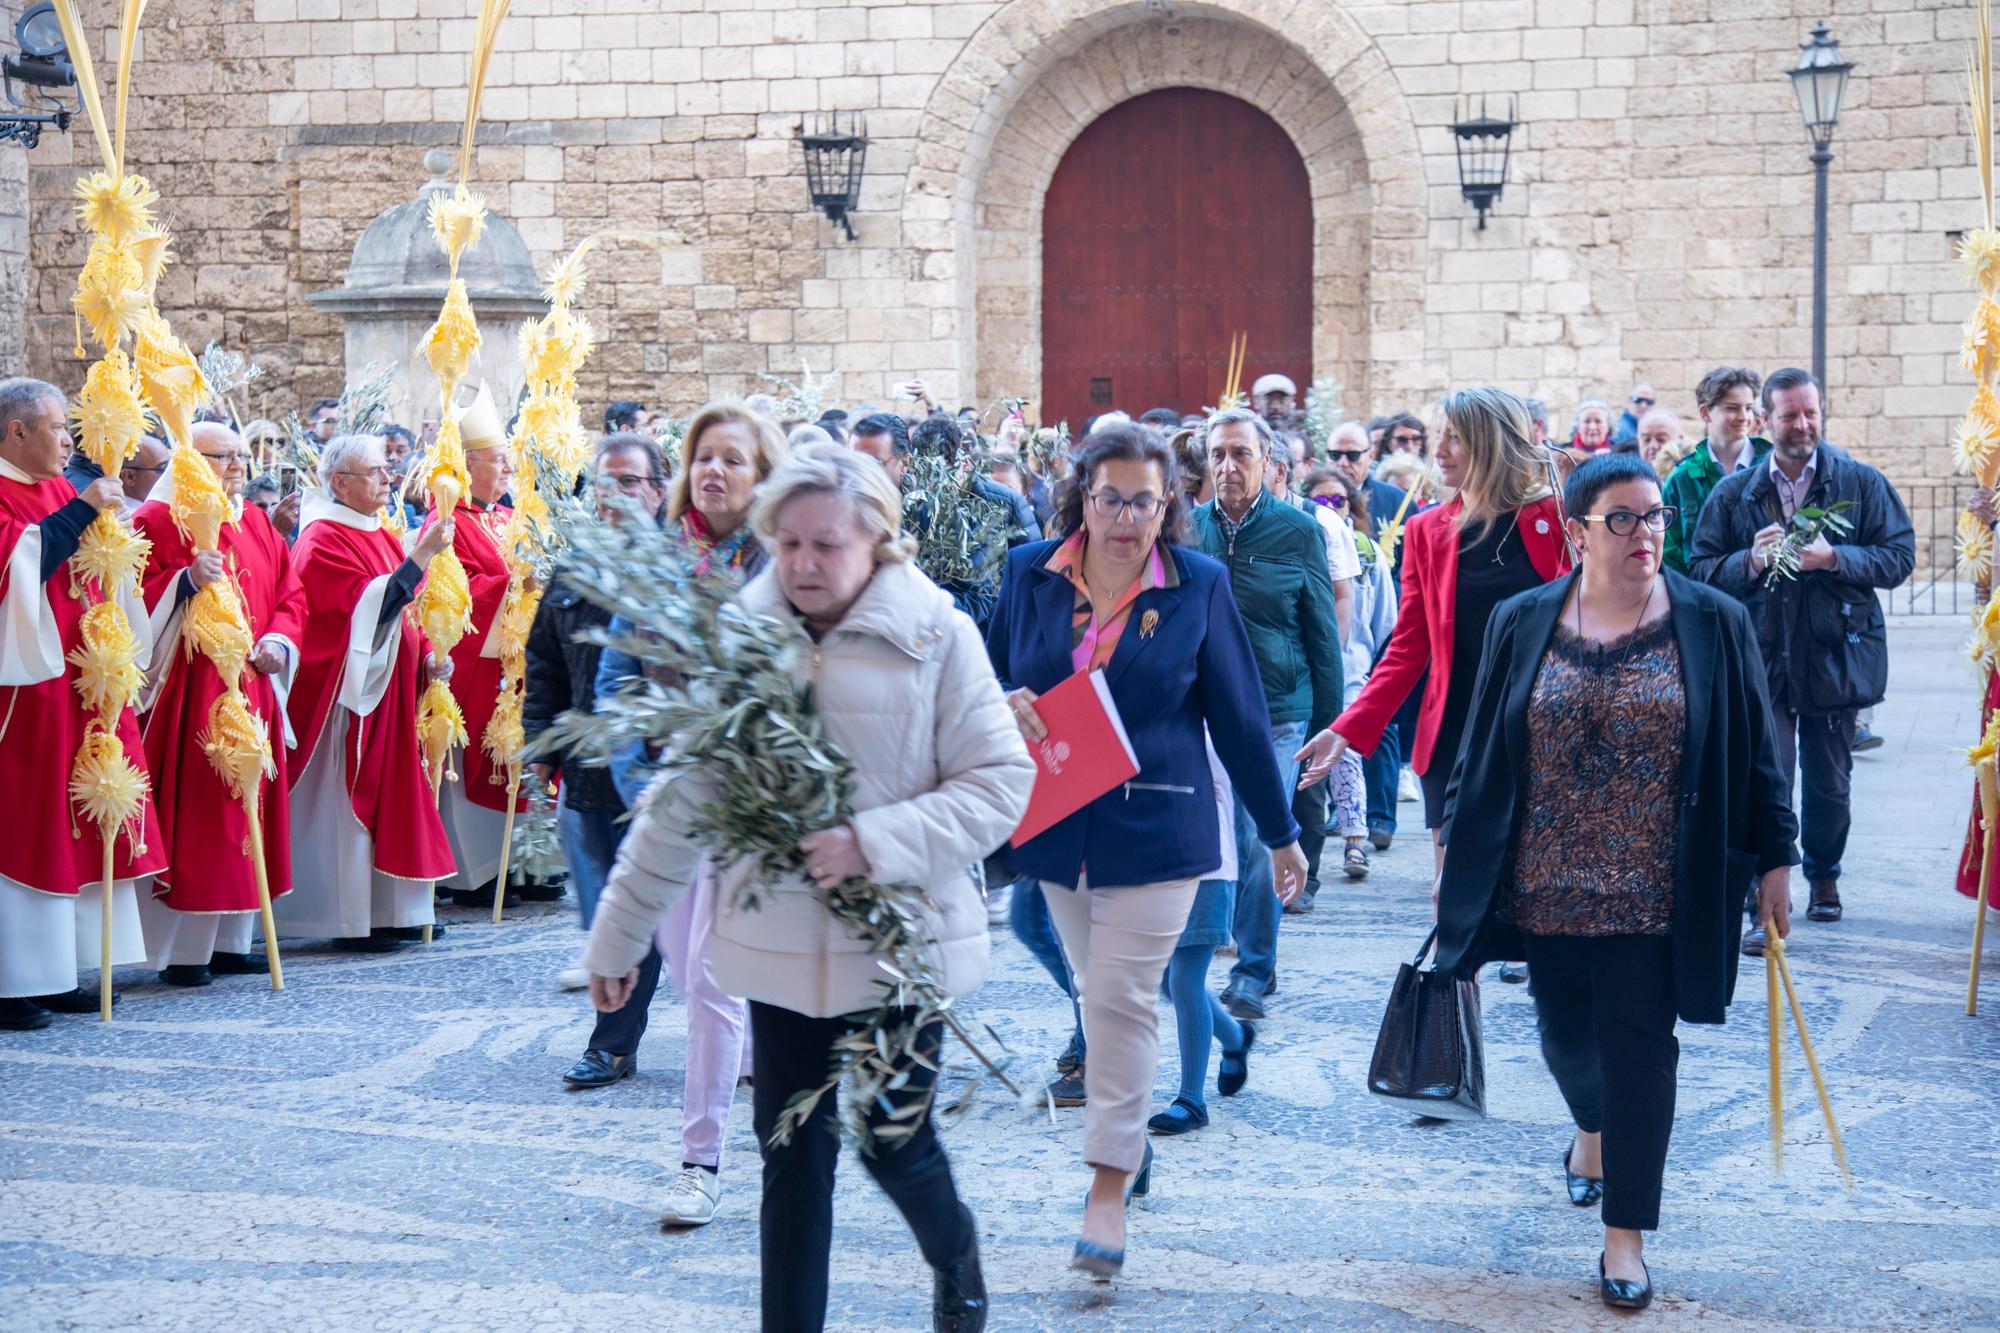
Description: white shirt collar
297,487,382,536
0,456,37,485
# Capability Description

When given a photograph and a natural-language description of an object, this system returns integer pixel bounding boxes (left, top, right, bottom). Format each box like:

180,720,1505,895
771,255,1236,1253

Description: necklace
1574,575,1660,672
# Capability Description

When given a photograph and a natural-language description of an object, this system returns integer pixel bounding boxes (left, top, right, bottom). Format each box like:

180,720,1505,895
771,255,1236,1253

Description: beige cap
1251,373,1297,398
456,382,506,451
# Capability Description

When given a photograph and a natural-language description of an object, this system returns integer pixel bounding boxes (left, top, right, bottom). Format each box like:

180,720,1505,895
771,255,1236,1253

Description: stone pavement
2,621,1997,1331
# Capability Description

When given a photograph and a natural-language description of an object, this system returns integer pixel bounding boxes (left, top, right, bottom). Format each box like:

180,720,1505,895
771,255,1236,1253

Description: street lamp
1,4,78,150
1449,95,1517,231
794,112,867,242
1788,22,1854,391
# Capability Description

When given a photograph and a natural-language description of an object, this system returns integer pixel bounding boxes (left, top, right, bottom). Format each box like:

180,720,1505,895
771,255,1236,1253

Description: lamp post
1449,95,1517,231
1787,23,1854,391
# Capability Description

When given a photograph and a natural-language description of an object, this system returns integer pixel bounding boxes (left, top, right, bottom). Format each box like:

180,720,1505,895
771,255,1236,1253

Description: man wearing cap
417,387,538,907
1251,373,1298,430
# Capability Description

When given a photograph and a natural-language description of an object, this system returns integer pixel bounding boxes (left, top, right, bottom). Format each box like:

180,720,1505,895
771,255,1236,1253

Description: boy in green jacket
1661,365,1771,572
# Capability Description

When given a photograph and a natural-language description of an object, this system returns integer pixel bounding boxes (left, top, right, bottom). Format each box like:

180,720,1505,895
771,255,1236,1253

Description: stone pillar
0,0,28,376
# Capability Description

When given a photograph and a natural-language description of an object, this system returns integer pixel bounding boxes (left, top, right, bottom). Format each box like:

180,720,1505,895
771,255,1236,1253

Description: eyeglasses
1631,396,1656,407
1086,491,1163,522
334,466,393,480
1328,449,1366,463
198,450,251,465
125,463,166,477
1388,432,1423,447
593,474,660,494
1579,506,1678,536
1310,493,1347,509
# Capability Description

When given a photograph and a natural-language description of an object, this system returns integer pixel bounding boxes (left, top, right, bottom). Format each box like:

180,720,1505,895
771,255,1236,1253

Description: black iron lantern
795,112,868,242
2,4,77,150
1450,95,1517,231
1788,22,1853,148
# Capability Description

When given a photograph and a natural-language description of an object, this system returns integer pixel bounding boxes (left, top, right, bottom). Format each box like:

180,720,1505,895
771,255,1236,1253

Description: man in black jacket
1689,368,1914,947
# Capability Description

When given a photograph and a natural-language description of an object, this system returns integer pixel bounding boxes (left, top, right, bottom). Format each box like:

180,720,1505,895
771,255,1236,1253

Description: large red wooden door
1040,88,1313,428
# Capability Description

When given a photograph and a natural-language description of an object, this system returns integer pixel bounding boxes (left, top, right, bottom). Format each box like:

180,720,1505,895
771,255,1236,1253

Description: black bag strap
1411,927,1439,968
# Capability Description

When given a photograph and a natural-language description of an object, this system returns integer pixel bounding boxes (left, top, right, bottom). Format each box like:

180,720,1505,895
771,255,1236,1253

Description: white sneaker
985,888,1008,926
557,967,589,992
657,1166,721,1228
1398,769,1420,803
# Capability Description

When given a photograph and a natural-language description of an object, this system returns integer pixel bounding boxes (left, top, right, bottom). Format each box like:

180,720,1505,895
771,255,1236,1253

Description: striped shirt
1045,529,1178,674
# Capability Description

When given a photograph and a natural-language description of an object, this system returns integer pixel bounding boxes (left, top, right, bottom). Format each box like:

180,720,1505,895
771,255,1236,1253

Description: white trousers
137,893,257,969
279,728,435,939
0,874,146,998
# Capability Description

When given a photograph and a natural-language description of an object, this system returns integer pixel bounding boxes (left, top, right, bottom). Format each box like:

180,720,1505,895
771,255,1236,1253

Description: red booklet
1010,669,1140,847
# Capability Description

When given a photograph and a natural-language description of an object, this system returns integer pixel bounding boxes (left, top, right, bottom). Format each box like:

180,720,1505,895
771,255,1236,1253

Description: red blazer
1334,495,1570,773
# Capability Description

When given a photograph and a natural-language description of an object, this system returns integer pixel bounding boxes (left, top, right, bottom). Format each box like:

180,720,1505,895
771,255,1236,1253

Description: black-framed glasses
1631,396,1656,407
1087,490,1162,522
1329,449,1366,462
1579,506,1677,536
1388,432,1423,448
594,474,660,494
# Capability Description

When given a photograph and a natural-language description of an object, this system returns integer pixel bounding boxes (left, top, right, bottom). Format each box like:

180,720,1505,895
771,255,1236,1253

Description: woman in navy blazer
985,424,1304,1281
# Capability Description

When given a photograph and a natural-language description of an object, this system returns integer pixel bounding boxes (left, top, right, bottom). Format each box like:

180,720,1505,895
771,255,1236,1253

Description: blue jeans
1011,877,1085,1062
1166,930,1244,1111
1228,721,1305,990
558,800,626,931
1364,719,1401,836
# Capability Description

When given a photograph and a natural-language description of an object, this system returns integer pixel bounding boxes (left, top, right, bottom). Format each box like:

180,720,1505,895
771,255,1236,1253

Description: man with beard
1690,368,1914,951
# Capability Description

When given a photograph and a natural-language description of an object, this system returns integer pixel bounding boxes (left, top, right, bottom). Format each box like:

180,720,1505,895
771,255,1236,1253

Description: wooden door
1040,88,1313,429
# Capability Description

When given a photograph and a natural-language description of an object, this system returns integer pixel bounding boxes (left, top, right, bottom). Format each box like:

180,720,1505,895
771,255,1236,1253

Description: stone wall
17,0,1982,505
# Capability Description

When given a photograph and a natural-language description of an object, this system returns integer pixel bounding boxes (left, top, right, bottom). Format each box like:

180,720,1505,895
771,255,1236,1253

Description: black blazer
1431,570,1800,1024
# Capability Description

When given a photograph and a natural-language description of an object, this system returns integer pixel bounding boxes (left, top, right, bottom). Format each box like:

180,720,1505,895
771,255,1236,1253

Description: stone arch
904,0,1428,416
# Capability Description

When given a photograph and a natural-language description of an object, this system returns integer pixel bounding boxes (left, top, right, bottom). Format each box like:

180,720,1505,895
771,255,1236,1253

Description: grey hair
1576,397,1612,417
786,423,835,449
317,433,384,488
1201,405,1278,458
1523,396,1549,428
750,442,916,565
0,377,63,436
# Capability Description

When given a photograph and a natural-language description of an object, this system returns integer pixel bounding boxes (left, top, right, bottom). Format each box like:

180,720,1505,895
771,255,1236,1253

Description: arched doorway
1040,88,1313,427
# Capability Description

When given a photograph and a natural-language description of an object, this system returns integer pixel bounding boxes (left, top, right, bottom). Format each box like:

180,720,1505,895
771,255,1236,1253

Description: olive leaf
1762,500,1857,589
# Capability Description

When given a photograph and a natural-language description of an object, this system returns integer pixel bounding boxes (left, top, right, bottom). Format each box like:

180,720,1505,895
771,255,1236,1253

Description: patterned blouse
1045,530,1177,674
1509,616,1686,937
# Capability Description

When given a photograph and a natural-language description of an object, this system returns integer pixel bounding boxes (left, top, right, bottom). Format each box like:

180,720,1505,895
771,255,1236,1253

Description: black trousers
1775,706,1855,885
750,1001,973,1333
1294,777,1329,896
586,944,662,1057
1521,933,1679,1232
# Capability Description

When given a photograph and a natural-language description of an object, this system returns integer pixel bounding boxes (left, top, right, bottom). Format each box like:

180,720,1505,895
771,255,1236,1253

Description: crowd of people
0,360,1920,1329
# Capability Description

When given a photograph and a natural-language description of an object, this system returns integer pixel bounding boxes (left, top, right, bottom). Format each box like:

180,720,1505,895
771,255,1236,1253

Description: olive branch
1762,500,1857,588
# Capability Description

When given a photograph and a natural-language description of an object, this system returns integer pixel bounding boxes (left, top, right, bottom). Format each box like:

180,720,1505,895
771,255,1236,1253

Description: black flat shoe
160,965,213,987
32,987,112,1013
563,1049,636,1089
208,951,267,975
1599,1252,1653,1310
1498,961,1529,984
0,997,52,1030
383,925,438,943
334,934,401,953
517,881,566,903
1563,1146,1604,1207
932,1204,987,1333
1218,1021,1258,1097
1147,1097,1209,1135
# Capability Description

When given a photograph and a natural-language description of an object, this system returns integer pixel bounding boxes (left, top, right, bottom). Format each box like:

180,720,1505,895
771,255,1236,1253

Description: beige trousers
1041,874,1201,1174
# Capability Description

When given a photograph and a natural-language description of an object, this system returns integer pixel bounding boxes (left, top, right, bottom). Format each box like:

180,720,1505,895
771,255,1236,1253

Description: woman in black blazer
1432,454,1799,1311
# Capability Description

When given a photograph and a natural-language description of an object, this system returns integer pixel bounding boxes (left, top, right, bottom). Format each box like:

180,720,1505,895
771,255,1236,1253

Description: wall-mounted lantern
1450,95,1517,231
795,112,868,242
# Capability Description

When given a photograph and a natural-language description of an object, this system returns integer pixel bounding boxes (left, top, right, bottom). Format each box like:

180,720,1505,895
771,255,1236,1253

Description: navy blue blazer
986,539,1301,890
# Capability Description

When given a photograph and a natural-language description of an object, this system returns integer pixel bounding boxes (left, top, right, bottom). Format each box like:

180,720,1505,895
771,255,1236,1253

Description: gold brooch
1139,609,1159,639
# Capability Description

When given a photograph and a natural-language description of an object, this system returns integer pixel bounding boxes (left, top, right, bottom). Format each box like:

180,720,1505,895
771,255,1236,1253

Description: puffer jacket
582,557,1036,1018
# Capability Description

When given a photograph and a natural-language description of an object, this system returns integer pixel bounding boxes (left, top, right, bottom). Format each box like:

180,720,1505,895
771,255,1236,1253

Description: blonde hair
750,443,916,565
666,399,789,522
1441,386,1550,538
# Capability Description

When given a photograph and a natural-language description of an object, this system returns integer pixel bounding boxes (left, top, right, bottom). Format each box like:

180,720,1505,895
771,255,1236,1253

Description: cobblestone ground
2,622,1997,1331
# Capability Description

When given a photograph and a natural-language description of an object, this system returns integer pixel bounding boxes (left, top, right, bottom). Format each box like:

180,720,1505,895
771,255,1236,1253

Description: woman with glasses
985,423,1306,1280
1432,453,1798,1310
1297,387,1570,869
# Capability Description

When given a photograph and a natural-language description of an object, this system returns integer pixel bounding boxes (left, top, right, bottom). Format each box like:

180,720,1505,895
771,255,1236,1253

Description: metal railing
1896,483,1975,617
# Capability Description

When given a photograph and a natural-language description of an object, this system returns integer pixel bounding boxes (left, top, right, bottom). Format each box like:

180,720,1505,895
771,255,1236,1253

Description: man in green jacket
1191,407,1343,1020
1662,365,1770,572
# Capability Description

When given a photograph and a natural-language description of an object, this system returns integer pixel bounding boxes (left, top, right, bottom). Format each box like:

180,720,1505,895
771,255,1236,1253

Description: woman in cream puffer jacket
582,444,1033,1333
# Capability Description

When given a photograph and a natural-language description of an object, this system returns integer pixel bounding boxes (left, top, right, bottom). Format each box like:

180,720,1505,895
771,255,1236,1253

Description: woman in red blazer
1297,387,1571,864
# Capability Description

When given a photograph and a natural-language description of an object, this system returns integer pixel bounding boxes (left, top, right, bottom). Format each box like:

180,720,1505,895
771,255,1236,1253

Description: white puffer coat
582,557,1036,1018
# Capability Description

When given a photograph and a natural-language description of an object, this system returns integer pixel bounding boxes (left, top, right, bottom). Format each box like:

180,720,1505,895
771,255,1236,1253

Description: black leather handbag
1366,928,1486,1120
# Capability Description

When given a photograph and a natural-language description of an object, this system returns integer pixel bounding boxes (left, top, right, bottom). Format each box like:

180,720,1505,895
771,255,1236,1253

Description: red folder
1010,668,1140,847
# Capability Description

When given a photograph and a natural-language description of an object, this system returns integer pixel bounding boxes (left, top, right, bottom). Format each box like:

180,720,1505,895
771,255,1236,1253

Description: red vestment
132,499,302,913
419,500,527,813
0,470,166,895
1956,668,2000,909
286,508,453,881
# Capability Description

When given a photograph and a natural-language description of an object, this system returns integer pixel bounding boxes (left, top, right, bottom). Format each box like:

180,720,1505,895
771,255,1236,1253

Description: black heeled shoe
1218,1022,1258,1098
1599,1252,1653,1310
1563,1146,1604,1207
933,1205,988,1332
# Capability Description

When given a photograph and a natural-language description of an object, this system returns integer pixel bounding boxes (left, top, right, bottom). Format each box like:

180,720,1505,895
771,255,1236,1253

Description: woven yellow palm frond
482,684,525,773
132,314,210,449
541,234,599,310
1970,708,2000,767
71,350,147,467
69,721,149,847
1955,416,2000,478
424,279,481,399
415,546,473,656
72,509,150,597
128,228,171,300
73,171,157,246
381,499,409,540
67,598,145,719
1963,229,2000,293
198,689,273,803
493,578,538,672
1960,511,1995,584
1966,299,2000,378
181,579,253,686
428,184,487,275
416,677,469,779
426,416,471,516
166,443,235,552
73,236,147,352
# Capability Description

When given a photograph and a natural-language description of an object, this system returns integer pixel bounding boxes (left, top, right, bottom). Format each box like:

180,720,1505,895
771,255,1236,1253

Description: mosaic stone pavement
3,620,1998,1331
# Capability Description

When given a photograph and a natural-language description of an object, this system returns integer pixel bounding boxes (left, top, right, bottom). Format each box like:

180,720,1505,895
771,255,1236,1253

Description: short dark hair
244,473,281,500
1052,423,1188,545
909,413,969,462
817,408,849,425
1759,367,1819,415
309,397,339,418
852,412,911,455
595,430,667,484
1376,411,1428,459
604,400,644,432
1694,366,1760,411
380,423,416,449
1139,407,1181,430
1562,451,1660,519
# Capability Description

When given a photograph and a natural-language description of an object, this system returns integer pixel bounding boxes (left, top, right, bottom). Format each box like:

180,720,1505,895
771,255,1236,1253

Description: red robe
419,499,526,813
1956,668,2000,909
132,499,302,913
0,469,166,895
286,508,453,881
